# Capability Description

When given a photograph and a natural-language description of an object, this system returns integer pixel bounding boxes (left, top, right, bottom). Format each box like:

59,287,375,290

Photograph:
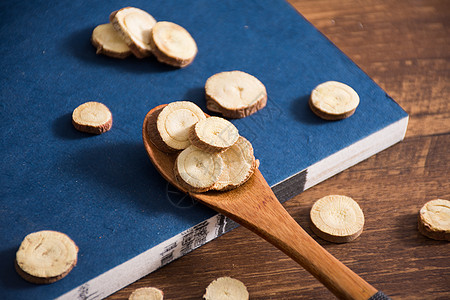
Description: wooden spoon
142,104,388,300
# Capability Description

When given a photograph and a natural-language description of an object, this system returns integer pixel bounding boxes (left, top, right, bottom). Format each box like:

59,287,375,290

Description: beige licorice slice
205,71,267,118
174,145,223,192
310,195,364,243
148,101,206,152
189,117,239,153
72,101,113,134
309,81,360,120
203,277,249,300
213,136,256,191
91,23,131,59
111,7,157,58
129,287,164,300
418,199,450,241
15,230,78,284
149,21,198,68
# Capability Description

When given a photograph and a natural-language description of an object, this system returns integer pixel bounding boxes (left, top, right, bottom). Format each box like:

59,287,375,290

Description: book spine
58,214,239,300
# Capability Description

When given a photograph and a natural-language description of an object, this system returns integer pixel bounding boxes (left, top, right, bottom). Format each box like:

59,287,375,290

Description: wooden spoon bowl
143,104,386,300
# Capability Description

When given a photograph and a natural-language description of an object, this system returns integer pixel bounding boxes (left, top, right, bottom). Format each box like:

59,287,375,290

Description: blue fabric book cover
0,0,408,299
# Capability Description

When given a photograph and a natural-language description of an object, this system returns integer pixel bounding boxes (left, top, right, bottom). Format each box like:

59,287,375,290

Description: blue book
0,0,408,299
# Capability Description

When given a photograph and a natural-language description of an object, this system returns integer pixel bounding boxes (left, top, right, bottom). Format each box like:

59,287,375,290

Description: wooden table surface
109,0,450,299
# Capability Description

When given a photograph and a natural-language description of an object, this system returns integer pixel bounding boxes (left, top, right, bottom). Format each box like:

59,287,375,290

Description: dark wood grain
109,0,450,299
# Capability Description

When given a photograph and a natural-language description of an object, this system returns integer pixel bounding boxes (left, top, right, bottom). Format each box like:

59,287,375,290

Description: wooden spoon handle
199,171,381,300
248,200,378,300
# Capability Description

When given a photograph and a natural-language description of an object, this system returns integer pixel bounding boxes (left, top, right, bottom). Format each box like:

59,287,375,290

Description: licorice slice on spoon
189,116,239,153
148,101,206,152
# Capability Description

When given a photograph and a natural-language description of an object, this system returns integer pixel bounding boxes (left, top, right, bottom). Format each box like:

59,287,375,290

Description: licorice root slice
310,195,364,243
72,101,112,134
148,101,206,152
174,145,224,192
205,71,267,118
111,7,157,58
149,21,198,67
189,116,239,153
15,230,78,284
309,81,360,120
91,23,131,59
213,136,256,191
203,277,249,300
129,287,164,300
418,199,450,241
